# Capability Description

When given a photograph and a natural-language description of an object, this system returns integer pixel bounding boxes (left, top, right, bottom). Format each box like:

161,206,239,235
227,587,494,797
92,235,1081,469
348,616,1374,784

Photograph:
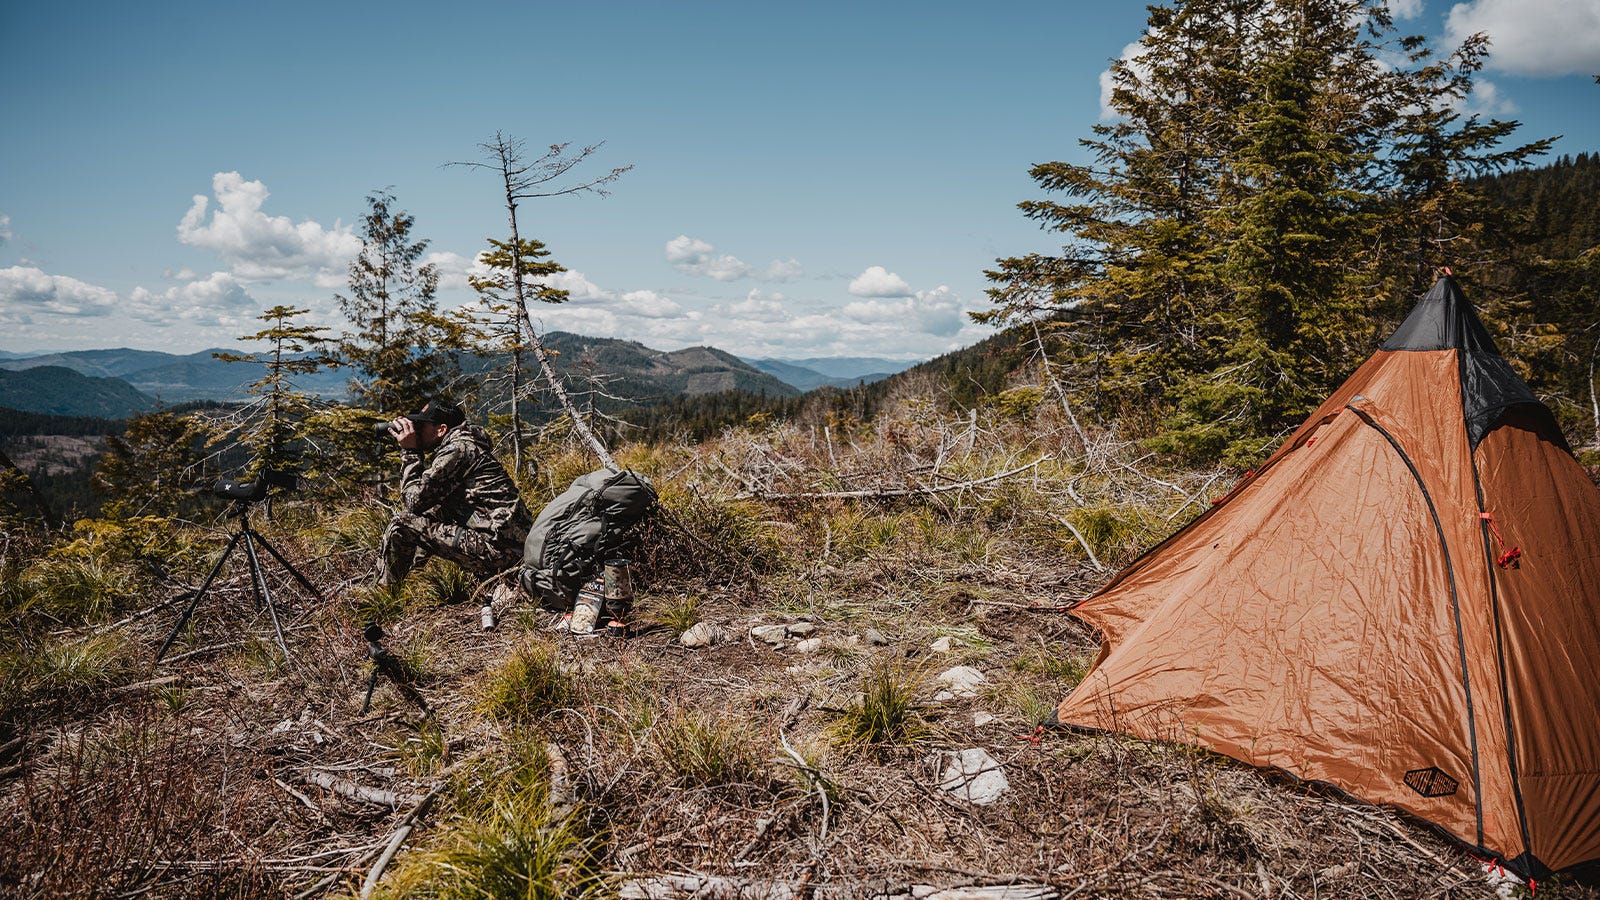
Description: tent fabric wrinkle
1056,276,1600,878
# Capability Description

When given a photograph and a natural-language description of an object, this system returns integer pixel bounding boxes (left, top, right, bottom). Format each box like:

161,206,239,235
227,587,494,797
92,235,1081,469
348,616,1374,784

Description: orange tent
1055,276,1600,877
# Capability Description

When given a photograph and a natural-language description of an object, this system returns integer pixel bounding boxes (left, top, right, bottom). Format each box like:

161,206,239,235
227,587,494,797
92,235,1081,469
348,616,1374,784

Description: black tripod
156,472,322,663
359,622,430,716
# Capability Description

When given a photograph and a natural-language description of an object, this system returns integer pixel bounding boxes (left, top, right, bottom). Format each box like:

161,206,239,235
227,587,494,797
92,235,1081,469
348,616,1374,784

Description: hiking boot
606,620,630,638
549,612,573,633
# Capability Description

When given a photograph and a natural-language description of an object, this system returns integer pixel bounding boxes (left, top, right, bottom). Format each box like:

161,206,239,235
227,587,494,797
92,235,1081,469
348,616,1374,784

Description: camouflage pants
378,511,525,586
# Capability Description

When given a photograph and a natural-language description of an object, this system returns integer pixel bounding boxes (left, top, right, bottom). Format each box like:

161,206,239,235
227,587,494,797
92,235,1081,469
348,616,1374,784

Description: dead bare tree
450,134,632,471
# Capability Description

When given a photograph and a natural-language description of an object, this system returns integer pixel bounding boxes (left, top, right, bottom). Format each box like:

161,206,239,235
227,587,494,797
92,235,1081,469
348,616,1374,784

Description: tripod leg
251,531,325,602
361,667,380,715
243,530,290,660
156,531,246,662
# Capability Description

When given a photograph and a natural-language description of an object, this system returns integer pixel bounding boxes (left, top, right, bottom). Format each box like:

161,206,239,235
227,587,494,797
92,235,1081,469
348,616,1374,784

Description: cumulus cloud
843,285,966,337
665,235,802,282
1100,39,1151,120
1386,0,1425,17
726,289,790,323
1444,0,1600,76
847,266,914,298
0,266,119,322
178,172,362,286
616,290,684,318
129,271,258,325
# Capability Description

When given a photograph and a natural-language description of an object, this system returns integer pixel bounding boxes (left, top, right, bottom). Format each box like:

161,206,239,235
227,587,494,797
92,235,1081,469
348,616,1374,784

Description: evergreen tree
987,0,1553,463
336,190,452,415
93,412,210,519
466,237,571,476
214,305,336,474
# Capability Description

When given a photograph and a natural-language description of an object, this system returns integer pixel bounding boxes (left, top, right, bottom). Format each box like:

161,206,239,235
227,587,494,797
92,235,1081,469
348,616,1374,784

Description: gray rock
937,747,1009,805
864,627,890,646
973,711,996,727
936,665,987,698
930,636,954,652
786,622,817,637
751,624,789,644
794,637,822,653
680,622,724,648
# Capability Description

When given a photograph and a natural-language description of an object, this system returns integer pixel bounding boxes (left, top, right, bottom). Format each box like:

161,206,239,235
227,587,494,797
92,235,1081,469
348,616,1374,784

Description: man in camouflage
377,399,532,588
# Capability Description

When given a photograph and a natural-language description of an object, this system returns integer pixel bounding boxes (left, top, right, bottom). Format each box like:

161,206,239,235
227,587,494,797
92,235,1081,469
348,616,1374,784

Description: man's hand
391,417,421,450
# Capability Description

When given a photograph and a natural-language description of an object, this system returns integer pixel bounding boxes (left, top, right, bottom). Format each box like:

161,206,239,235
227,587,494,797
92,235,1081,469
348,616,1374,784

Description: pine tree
214,305,336,474
336,191,453,415
987,0,1554,463
465,237,571,476
93,412,210,519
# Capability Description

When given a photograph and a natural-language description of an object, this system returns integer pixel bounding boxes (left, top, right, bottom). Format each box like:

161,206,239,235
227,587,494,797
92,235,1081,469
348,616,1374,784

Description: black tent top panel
1381,276,1500,353
1381,276,1551,449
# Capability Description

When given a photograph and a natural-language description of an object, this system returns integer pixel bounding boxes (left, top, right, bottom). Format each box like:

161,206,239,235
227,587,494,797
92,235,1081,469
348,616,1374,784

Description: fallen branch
300,769,420,808
1165,470,1227,522
736,455,1053,501
1049,515,1107,574
778,729,829,849
158,640,247,665
360,781,446,899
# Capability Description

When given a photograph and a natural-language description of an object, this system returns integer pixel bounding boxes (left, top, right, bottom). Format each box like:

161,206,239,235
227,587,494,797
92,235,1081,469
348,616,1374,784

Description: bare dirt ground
4,495,1590,900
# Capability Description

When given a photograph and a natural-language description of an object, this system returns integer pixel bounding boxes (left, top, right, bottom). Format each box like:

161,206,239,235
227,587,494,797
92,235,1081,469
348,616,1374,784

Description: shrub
477,641,574,725
649,706,766,788
415,560,477,606
831,661,928,749
371,790,608,900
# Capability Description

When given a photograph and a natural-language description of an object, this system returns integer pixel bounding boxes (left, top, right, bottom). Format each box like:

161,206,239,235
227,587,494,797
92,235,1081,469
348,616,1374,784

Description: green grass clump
20,556,137,623
649,706,766,788
324,505,389,554
648,593,701,636
351,584,407,625
831,661,928,749
416,561,477,606
477,641,574,724
0,634,133,723
372,785,608,900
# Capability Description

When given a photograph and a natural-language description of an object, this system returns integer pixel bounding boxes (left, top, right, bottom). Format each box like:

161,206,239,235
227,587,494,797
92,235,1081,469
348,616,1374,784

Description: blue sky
2,0,1597,360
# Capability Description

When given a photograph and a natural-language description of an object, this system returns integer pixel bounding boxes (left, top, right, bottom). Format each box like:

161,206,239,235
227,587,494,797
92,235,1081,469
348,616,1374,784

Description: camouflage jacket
398,424,532,541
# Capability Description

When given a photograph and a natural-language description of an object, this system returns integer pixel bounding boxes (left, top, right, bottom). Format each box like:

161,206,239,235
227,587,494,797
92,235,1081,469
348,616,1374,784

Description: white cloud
0,214,11,247
665,235,802,282
617,290,683,318
1100,39,1151,120
1386,0,1424,18
0,266,119,322
848,265,914,298
1461,77,1518,114
1445,0,1600,76
726,289,790,322
129,271,257,326
544,269,609,302
177,172,362,286
843,285,966,336
424,250,478,291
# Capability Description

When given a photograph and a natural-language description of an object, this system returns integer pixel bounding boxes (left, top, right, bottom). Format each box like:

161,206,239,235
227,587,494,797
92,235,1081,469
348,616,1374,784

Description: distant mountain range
741,356,909,391
0,340,921,419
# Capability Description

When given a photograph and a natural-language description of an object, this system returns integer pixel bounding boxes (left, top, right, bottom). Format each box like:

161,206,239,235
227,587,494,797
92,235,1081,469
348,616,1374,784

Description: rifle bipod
360,622,430,716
